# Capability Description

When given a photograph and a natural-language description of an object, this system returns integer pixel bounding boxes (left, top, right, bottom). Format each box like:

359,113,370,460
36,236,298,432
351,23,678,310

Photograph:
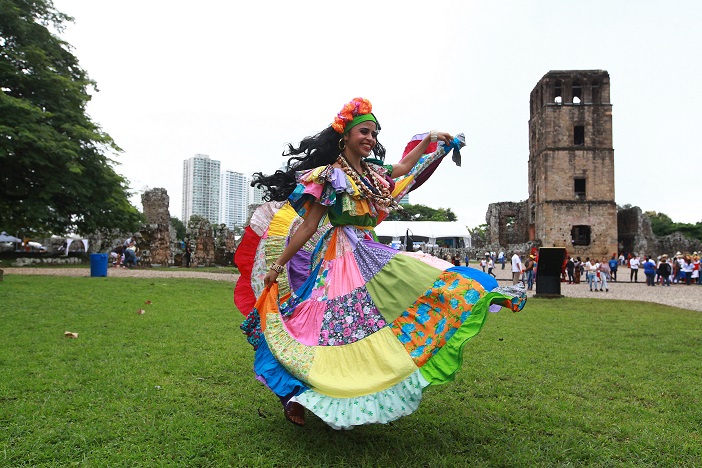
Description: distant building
528,70,616,258
219,170,249,230
251,183,265,206
486,69,617,259
399,194,410,206
182,154,220,225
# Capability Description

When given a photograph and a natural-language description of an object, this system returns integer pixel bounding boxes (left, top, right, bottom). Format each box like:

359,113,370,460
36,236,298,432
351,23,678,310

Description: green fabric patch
366,255,440,323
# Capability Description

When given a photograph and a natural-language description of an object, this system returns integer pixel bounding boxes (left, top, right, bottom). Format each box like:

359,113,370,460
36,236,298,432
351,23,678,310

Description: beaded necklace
337,154,398,210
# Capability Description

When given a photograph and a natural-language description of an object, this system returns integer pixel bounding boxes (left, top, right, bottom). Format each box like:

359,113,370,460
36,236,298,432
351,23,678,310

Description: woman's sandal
284,401,305,427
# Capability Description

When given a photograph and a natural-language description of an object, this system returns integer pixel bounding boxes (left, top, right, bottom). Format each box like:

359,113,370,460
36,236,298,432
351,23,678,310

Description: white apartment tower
250,183,265,206
182,154,220,224
220,171,249,230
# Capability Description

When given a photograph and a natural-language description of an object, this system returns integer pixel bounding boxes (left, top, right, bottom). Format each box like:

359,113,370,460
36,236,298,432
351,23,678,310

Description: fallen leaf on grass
64,331,78,339
145,300,152,305
137,309,145,315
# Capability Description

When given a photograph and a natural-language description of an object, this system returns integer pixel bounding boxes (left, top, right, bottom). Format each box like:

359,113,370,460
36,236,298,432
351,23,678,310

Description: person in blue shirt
608,254,619,282
643,256,657,286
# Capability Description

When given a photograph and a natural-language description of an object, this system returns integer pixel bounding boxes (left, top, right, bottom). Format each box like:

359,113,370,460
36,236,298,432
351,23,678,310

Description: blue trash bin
89,253,109,277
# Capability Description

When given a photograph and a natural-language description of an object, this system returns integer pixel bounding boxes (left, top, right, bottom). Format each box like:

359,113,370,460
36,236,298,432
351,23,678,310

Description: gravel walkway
5,265,702,312
3,267,238,282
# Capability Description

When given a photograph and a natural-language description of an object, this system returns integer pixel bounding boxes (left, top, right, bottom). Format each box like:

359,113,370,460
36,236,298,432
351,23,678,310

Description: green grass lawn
1,276,701,467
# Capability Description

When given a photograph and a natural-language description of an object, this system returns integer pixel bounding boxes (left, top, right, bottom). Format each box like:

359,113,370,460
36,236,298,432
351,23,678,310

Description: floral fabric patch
318,288,386,346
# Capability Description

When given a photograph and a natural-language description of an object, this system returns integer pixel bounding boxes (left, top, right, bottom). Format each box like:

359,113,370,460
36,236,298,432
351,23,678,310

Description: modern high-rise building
219,170,249,230
182,154,220,225
250,183,265,206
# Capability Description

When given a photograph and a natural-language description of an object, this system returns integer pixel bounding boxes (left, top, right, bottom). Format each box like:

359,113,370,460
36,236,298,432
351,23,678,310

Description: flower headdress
332,97,376,134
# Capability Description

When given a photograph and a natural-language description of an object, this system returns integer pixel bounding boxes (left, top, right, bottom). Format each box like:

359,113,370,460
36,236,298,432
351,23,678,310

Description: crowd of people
483,249,702,293
562,252,701,290
624,252,701,286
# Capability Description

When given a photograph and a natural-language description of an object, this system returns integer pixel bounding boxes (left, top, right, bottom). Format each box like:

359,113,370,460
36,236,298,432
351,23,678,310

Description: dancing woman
235,97,526,429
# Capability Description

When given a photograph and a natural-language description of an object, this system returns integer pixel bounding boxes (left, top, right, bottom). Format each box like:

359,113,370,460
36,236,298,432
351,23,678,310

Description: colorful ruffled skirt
235,202,526,429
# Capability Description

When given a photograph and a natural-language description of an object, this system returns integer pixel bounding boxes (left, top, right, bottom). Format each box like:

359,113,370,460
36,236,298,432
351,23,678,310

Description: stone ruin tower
140,188,174,266
528,70,617,259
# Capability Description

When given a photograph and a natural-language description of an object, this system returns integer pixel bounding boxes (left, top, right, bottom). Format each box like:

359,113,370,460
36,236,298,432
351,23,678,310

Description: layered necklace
337,154,398,210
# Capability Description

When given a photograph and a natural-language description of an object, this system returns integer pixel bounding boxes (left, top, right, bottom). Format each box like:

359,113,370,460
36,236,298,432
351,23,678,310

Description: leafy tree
387,204,457,221
645,211,702,241
468,223,488,247
0,0,142,236
170,216,185,240
645,211,675,237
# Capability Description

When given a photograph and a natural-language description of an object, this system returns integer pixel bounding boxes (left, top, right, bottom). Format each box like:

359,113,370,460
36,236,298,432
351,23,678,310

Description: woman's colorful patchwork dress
235,140,526,429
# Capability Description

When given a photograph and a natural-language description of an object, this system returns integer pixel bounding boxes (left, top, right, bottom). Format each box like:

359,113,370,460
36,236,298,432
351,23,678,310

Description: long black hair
252,124,386,202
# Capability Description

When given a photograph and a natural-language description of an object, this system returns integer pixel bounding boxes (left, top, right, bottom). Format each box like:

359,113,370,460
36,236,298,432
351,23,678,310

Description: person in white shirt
585,257,599,291
629,255,640,282
487,258,496,278
511,252,523,285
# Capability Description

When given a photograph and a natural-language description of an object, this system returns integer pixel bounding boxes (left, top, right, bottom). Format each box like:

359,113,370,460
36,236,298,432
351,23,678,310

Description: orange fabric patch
323,229,338,261
390,271,487,367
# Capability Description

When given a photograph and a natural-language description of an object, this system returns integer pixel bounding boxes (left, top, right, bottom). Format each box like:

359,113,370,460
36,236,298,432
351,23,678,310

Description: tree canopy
386,204,458,222
645,211,702,241
170,216,185,241
0,0,142,236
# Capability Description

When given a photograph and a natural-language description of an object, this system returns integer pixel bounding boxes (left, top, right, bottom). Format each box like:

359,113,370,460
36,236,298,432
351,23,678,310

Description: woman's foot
284,401,305,427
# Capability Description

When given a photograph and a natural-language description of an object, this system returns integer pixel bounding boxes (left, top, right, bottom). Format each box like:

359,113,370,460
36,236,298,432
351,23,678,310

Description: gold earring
338,138,346,151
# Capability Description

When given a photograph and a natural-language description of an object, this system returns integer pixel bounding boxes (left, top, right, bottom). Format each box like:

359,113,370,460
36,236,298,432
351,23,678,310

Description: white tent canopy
373,221,471,248
51,234,89,254
0,231,22,243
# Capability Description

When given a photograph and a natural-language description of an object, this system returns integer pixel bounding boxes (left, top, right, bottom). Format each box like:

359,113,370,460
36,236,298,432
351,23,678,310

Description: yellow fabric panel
307,328,418,398
391,176,414,198
268,202,297,237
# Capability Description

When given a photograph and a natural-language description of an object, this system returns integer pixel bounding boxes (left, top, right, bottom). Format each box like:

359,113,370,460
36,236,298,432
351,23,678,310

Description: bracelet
430,130,438,143
270,262,284,273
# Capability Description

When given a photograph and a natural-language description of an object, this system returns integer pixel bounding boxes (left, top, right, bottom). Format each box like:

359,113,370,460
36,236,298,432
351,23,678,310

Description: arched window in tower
554,80,562,104
572,80,582,104
591,80,601,104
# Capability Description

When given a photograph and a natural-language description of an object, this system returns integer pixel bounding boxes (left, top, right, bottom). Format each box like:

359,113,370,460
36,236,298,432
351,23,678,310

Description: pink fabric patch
303,183,323,200
282,299,326,346
400,251,454,270
326,251,365,299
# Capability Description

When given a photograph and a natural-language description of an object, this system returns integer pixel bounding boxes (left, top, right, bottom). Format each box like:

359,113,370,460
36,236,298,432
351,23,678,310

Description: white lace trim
294,370,430,430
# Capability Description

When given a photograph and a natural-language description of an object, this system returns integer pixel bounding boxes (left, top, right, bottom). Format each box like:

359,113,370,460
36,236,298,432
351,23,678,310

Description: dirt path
3,267,239,282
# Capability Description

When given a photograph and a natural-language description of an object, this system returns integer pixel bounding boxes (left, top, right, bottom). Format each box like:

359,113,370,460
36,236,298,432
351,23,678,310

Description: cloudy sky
52,0,701,227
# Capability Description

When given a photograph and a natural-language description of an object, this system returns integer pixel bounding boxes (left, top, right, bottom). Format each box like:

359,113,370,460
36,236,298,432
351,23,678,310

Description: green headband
344,113,378,134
